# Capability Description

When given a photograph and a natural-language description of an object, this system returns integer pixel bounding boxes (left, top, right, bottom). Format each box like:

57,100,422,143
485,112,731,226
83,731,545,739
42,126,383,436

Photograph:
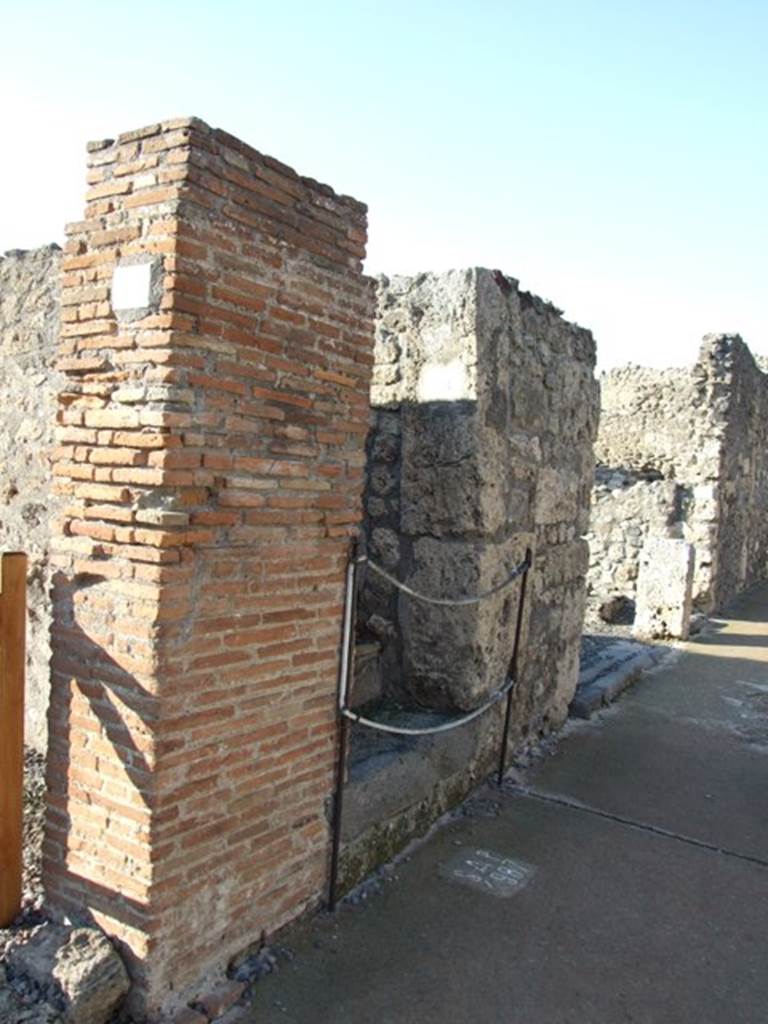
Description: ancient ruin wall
594,357,718,606
590,335,768,613
707,336,768,608
360,269,599,734
43,118,373,1019
0,245,63,750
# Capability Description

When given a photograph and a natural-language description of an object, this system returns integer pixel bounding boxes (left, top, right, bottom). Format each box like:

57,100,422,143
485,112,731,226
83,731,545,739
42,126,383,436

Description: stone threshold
339,703,495,894
569,635,671,719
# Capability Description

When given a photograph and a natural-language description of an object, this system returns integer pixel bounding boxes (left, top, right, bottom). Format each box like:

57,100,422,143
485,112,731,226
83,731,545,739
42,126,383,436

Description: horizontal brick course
45,116,373,1020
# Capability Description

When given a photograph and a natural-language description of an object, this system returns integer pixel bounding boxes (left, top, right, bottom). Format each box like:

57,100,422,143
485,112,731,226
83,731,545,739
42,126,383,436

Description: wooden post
0,552,26,927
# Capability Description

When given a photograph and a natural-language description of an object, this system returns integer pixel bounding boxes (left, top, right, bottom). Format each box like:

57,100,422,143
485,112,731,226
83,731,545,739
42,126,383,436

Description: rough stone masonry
359,270,599,727
0,245,63,750
587,334,768,618
336,269,599,889
42,117,374,1020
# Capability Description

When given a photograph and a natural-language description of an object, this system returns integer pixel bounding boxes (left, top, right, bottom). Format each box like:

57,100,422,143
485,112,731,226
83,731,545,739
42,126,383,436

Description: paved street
248,585,768,1024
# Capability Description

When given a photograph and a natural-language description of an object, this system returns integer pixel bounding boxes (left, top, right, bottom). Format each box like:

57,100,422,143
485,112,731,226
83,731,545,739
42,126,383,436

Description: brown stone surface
172,1010,208,1024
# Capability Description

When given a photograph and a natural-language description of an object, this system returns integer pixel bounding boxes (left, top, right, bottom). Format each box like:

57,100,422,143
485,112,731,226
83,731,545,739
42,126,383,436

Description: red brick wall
44,118,373,1016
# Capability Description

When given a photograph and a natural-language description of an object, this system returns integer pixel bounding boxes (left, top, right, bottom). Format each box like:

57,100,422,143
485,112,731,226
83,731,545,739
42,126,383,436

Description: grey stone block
569,684,606,719
7,925,129,1024
634,537,695,641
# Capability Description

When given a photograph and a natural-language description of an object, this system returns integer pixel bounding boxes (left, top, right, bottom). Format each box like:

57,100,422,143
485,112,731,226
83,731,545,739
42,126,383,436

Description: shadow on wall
357,394,530,708
356,392,541,719
44,571,157,987
356,268,598,733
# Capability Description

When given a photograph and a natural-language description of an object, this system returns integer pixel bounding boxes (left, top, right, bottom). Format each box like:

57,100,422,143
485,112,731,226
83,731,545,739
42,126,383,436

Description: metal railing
328,541,532,910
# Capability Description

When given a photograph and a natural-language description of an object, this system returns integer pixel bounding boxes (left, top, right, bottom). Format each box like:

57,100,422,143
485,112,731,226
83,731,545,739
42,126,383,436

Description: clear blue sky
2,0,765,368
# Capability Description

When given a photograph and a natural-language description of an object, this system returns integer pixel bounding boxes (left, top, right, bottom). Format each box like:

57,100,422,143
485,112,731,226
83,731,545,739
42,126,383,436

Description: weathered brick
123,186,179,209
85,179,132,201
46,114,373,1022
195,980,246,1019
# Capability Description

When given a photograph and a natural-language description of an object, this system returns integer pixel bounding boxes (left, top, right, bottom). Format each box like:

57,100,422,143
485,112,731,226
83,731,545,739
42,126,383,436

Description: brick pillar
44,118,373,1016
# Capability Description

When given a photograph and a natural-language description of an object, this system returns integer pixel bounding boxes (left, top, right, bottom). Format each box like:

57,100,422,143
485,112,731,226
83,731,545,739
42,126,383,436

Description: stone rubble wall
517,284,599,730
595,364,702,479
589,334,768,614
0,245,63,750
360,269,599,736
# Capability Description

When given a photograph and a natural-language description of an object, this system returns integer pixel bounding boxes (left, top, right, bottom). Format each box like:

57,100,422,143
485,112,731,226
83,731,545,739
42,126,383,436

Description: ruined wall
360,269,599,730
0,245,63,750
590,335,768,613
633,537,695,640
43,117,373,1019
342,269,597,888
707,336,768,608
593,359,719,607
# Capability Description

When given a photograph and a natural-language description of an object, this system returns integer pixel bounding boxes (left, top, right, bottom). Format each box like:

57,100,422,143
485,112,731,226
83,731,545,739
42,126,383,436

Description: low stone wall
0,245,63,750
589,335,768,615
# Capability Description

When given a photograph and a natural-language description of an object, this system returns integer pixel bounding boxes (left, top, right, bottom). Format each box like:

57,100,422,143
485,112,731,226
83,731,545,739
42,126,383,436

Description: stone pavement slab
543,588,768,860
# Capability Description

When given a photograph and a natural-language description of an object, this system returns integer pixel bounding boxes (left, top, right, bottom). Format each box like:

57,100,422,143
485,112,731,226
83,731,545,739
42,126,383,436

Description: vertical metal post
328,538,360,911
328,716,350,913
0,553,27,927
497,547,532,787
